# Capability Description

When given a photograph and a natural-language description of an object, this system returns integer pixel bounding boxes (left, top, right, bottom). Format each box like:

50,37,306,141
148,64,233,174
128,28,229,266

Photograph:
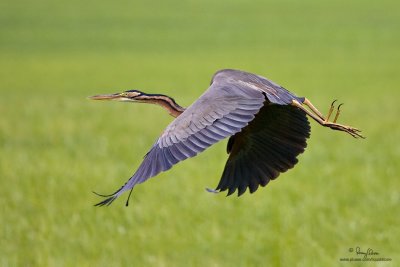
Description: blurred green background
1,0,399,266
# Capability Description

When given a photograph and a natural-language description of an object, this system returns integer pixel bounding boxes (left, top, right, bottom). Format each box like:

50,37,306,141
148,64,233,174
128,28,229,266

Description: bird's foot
325,99,337,122
322,121,364,138
322,100,364,138
293,98,365,139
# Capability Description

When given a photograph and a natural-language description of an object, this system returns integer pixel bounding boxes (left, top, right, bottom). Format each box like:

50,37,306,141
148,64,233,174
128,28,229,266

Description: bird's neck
136,94,185,118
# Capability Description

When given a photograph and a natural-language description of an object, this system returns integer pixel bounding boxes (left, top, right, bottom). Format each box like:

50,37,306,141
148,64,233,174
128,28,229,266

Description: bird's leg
305,98,345,125
291,99,364,138
303,98,326,120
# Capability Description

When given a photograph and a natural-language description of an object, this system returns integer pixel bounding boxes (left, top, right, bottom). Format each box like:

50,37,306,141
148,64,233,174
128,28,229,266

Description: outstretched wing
214,104,311,196
211,69,305,105
95,79,267,206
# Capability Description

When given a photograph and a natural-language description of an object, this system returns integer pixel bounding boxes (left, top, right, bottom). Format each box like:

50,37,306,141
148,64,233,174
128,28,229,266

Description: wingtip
92,185,127,207
93,189,121,207
92,190,115,197
94,195,118,207
206,188,220,194
226,188,236,197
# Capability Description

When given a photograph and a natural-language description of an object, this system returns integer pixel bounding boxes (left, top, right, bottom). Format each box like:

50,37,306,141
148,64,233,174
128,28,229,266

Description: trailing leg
291,99,364,138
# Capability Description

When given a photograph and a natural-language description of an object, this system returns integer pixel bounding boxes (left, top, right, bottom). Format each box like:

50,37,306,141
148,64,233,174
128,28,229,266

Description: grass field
1,0,399,266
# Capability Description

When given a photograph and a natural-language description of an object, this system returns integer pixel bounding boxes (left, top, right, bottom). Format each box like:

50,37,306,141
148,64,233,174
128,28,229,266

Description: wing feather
195,131,217,144
214,104,310,196
168,145,186,161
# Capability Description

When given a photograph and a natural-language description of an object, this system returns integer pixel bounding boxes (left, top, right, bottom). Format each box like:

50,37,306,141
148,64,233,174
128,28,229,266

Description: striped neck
134,94,185,118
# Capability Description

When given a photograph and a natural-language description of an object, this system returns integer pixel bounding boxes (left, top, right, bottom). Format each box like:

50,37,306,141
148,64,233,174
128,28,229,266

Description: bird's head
89,89,145,102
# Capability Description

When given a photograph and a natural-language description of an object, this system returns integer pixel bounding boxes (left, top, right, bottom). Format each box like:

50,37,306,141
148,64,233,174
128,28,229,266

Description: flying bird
90,69,363,206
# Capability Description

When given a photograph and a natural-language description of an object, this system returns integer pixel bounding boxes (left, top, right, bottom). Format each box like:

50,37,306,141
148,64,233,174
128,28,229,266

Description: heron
90,69,363,206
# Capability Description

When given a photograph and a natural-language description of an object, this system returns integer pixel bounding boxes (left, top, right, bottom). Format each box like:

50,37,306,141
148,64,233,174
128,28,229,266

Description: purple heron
90,69,363,206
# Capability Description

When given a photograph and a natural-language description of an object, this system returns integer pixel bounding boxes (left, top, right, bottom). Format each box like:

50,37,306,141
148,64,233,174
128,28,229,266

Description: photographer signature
355,247,379,259
341,247,391,262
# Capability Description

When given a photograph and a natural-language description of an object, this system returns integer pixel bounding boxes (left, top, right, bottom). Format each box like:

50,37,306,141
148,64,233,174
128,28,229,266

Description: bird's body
90,69,363,206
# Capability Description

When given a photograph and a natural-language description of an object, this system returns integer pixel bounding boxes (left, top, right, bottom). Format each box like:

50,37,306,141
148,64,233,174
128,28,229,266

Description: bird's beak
88,93,128,101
